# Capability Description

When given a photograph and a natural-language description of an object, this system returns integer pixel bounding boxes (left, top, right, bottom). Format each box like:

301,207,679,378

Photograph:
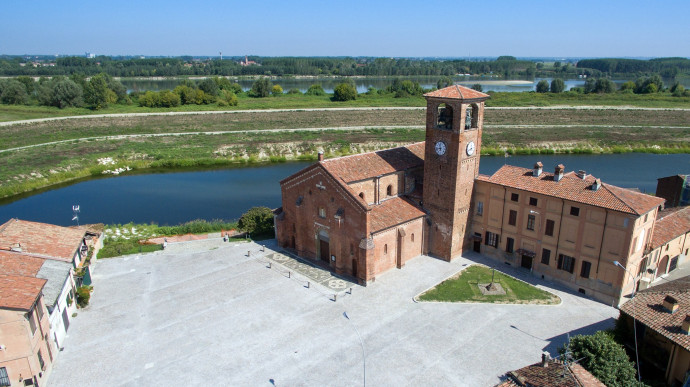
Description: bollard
333,294,337,302
306,281,310,288
288,271,291,278
267,262,271,269
248,250,251,257
348,287,352,294
261,246,265,252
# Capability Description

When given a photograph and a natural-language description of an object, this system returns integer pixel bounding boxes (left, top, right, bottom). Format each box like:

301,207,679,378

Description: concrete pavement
49,239,617,386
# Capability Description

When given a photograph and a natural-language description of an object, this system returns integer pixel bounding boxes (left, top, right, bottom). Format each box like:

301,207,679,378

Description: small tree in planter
76,285,92,308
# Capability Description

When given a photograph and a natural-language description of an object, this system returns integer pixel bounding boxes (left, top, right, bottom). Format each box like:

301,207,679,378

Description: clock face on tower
435,141,447,156
466,141,475,156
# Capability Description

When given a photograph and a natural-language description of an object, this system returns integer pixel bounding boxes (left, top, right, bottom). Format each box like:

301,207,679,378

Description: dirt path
2,105,690,127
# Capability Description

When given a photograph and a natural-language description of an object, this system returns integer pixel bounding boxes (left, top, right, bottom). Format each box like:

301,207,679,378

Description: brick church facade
275,85,489,284
274,85,668,305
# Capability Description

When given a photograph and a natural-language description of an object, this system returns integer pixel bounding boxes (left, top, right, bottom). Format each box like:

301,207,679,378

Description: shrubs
333,82,357,101
238,207,275,237
76,286,92,308
305,84,326,96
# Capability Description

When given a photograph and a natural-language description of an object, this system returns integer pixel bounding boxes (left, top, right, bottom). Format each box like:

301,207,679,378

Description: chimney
533,162,543,177
663,295,679,313
682,315,690,335
576,170,588,179
541,352,551,367
592,178,602,191
318,151,324,162
554,164,565,182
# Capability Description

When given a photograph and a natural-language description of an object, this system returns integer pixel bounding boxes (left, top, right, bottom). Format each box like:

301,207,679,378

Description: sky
2,0,689,58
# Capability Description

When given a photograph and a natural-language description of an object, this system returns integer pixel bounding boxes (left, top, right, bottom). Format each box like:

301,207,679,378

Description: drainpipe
556,198,565,259
595,210,609,274
375,176,381,205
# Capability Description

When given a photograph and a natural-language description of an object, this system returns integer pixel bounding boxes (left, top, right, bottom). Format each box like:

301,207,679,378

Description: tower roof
424,85,490,101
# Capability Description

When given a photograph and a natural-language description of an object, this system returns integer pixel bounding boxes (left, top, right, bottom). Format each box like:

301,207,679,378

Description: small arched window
465,103,479,130
359,192,365,200
386,184,393,196
437,103,453,130
384,244,388,254
411,233,415,242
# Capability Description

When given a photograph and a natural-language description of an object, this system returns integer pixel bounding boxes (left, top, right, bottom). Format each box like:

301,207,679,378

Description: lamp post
614,260,641,382
343,311,365,387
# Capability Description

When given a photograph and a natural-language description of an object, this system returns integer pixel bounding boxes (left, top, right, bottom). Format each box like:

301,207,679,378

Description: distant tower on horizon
219,51,222,60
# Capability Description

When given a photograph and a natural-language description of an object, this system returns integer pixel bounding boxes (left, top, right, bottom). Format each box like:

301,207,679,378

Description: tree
238,206,275,236
249,78,271,97
594,79,616,93
634,75,663,94
306,84,325,96
272,84,283,95
51,79,83,108
620,81,636,93
497,56,517,61
471,84,483,92
198,78,219,96
536,80,549,93
158,90,181,107
333,82,357,101
437,76,453,89
550,78,565,93
0,79,29,104
16,76,35,95
84,73,117,109
561,331,644,387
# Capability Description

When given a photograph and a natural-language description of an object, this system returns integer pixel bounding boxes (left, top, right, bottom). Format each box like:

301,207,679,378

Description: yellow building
471,162,665,305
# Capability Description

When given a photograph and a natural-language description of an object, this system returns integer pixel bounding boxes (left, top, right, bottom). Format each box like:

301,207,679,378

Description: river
0,153,687,227
120,76,650,94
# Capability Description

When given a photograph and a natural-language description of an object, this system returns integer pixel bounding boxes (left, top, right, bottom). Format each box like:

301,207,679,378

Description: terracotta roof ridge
600,183,638,215
454,85,464,99
0,218,16,234
321,142,424,164
318,164,369,212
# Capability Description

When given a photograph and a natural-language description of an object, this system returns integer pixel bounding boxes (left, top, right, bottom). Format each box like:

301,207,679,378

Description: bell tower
422,85,489,260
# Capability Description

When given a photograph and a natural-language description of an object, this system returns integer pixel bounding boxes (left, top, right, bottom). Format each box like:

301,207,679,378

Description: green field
1,90,689,199
417,265,559,304
1,91,689,122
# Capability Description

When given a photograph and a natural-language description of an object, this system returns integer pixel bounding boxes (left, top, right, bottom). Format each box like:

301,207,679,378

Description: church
274,85,667,305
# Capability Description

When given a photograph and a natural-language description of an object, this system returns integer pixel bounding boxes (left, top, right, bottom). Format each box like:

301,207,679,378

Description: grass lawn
417,265,560,304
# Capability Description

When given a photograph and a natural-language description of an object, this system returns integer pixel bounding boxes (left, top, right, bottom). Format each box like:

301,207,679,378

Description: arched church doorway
317,229,330,264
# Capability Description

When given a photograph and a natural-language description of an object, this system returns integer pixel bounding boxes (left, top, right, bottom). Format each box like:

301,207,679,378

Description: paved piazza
50,238,618,386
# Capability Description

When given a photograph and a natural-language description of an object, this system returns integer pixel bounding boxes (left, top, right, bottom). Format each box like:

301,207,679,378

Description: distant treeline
0,56,538,77
577,57,690,77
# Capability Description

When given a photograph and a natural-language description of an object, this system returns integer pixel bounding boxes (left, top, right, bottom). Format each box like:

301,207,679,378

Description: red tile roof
424,85,490,101
497,359,605,387
620,277,690,351
0,274,46,311
0,219,85,262
321,142,425,183
477,165,665,215
651,206,690,248
0,250,44,277
370,197,426,233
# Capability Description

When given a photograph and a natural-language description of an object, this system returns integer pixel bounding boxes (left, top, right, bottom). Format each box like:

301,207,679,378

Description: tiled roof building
496,355,605,387
619,275,690,385
638,206,690,289
0,218,88,265
274,85,671,303
0,219,89,386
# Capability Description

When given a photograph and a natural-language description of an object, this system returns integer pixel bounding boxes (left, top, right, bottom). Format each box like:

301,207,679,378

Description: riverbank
1,106,688,200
